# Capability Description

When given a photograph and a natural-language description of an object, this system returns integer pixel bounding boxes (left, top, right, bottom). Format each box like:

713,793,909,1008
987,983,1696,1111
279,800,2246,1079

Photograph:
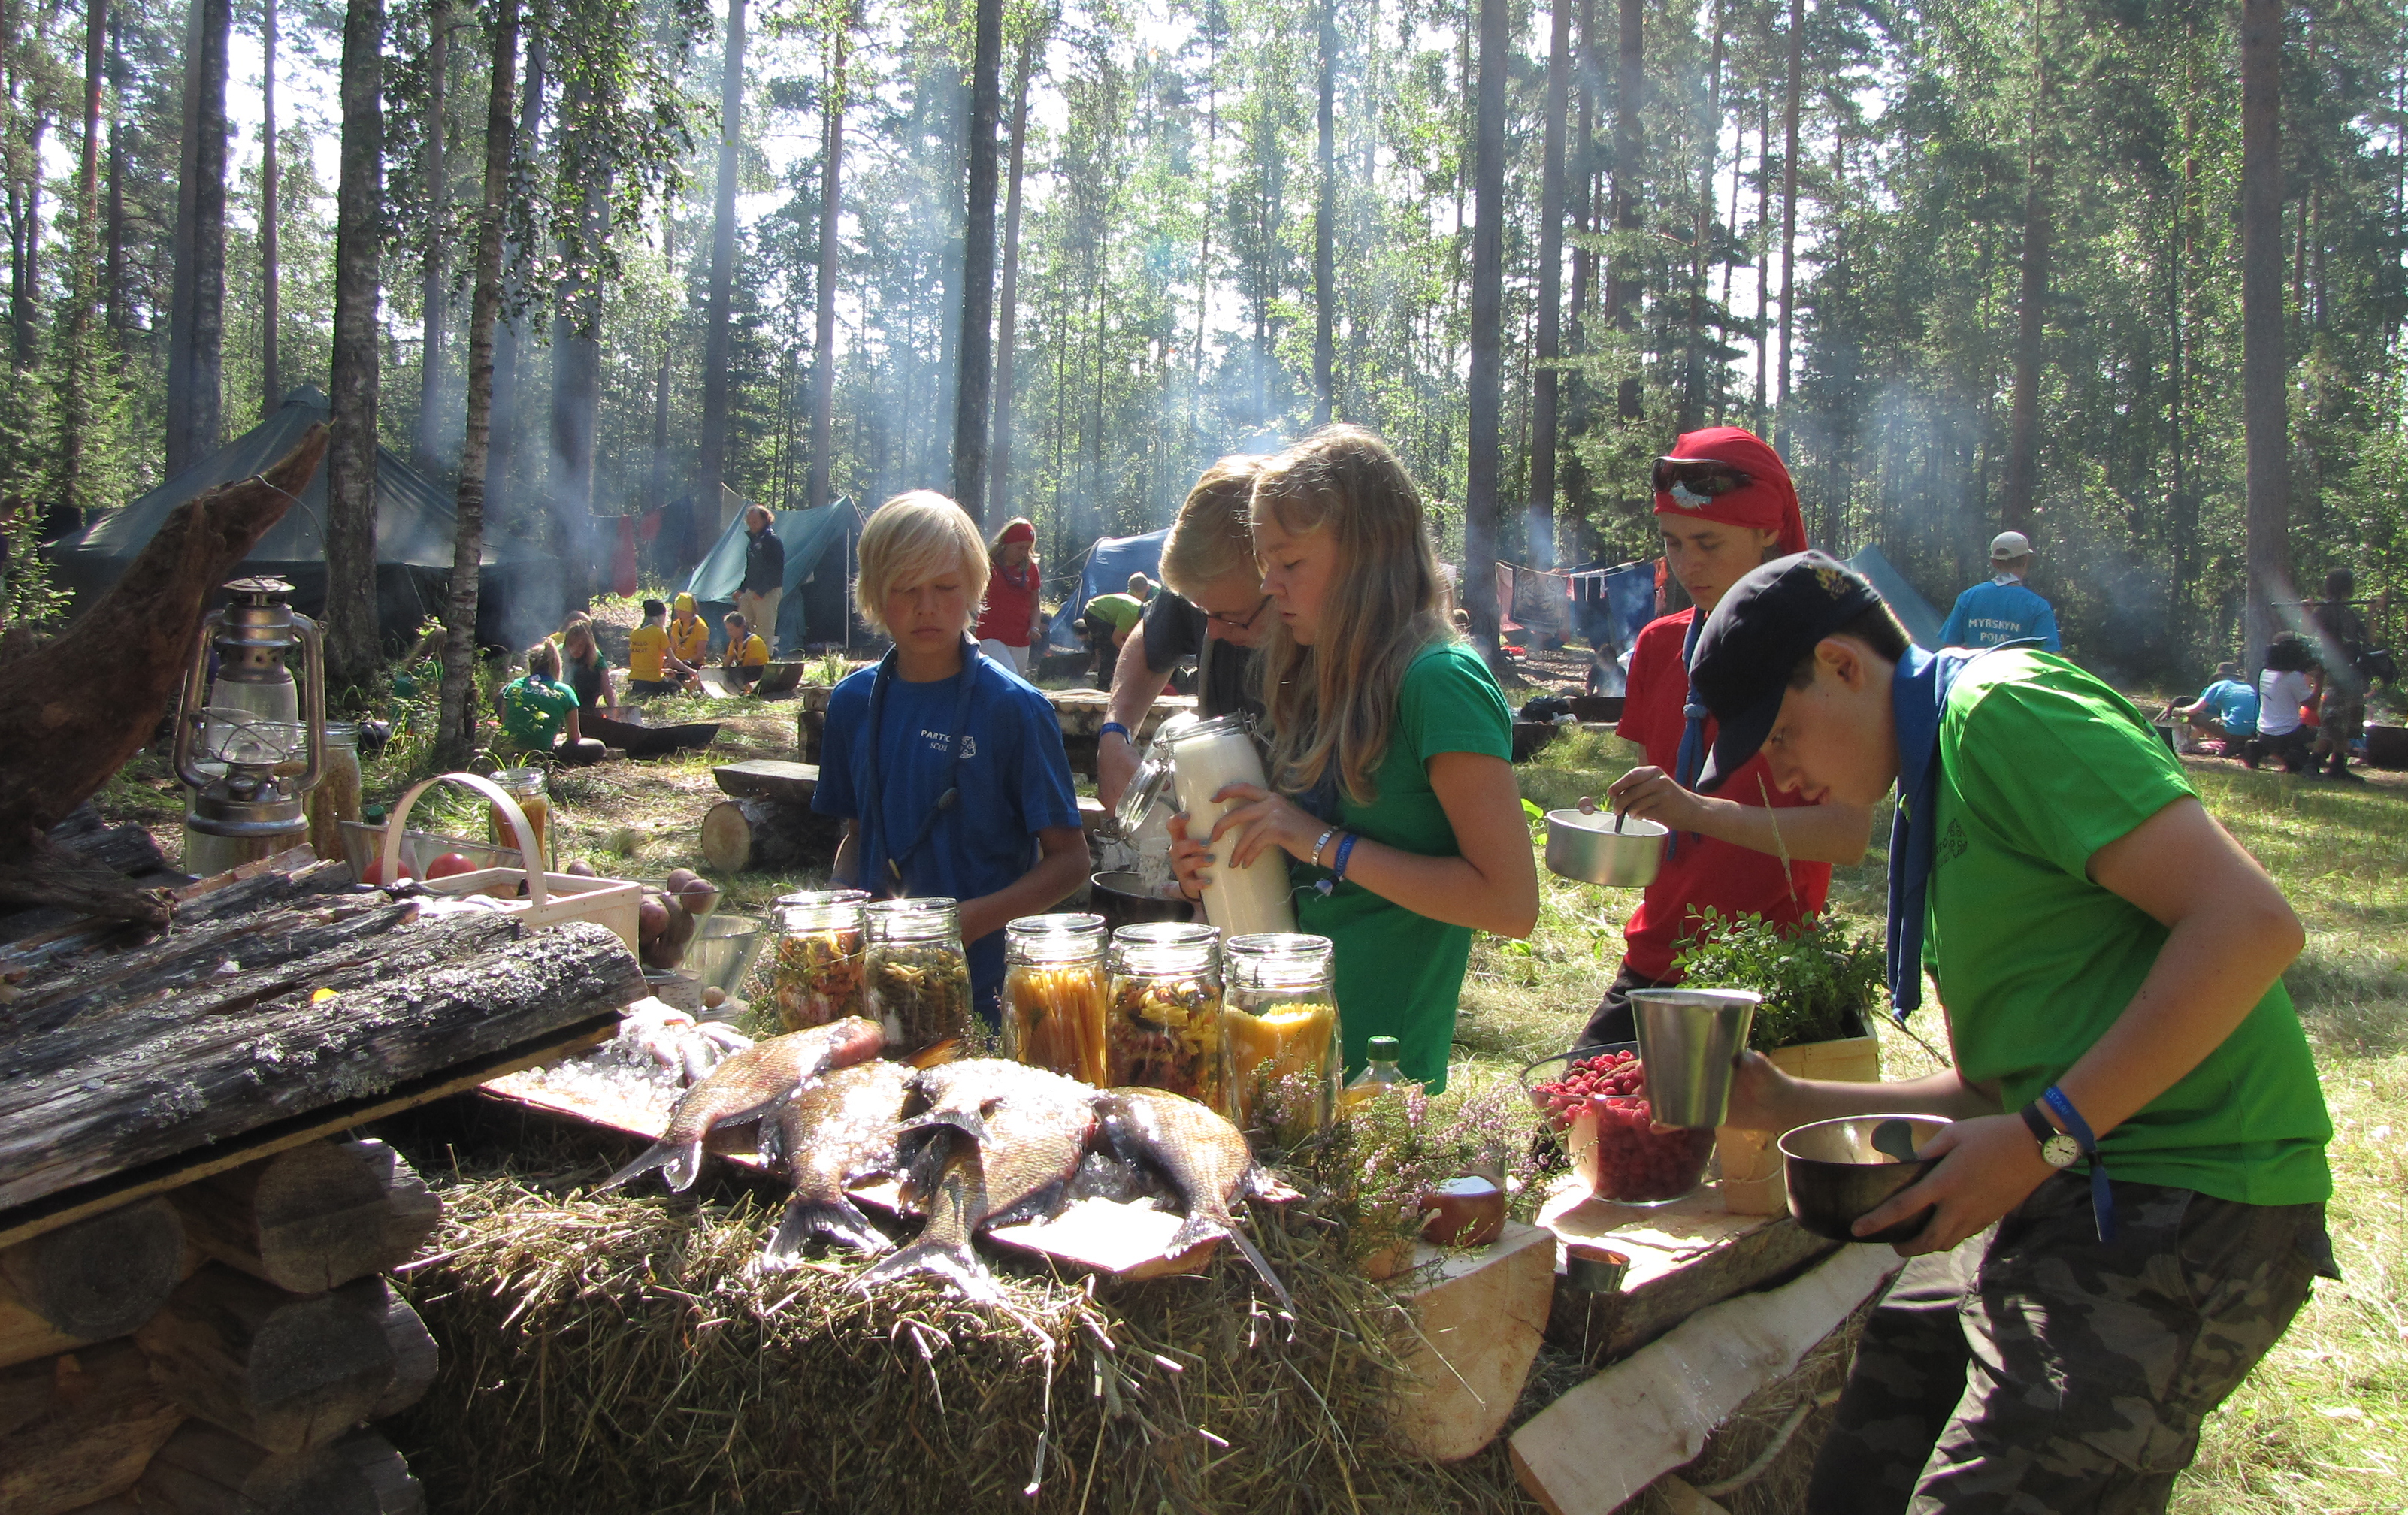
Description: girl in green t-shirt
497,642,606,765
1166,425,1538,1090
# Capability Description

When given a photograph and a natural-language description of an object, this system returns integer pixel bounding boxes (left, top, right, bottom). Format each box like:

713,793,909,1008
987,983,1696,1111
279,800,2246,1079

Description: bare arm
832,818,860,888
1606,764,1874,865
1097,629,1179,812
959,824,1091,945
1172,751,1541,939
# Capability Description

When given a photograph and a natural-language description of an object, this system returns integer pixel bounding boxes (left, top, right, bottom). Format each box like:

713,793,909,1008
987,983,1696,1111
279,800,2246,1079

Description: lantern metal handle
170,608,228,791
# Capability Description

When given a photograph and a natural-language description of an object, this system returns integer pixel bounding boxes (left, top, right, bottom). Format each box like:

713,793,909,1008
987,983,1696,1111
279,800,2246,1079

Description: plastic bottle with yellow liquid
1339,1035,1414,1113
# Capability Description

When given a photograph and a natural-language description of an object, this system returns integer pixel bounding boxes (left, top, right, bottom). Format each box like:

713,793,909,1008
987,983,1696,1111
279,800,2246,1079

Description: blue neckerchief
1668,610,1711,858
857,636,984,897
1886,643,1978,1021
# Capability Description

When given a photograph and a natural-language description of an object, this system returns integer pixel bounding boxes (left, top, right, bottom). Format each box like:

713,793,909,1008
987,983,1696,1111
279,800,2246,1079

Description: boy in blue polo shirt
2167,660,2259,754
1939,530,2061,651
1690,552,2332,1515
812,491,1088,1023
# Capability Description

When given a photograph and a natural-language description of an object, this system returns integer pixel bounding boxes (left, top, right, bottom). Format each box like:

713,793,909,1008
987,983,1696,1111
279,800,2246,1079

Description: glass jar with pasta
1104,922,1224,1103
770,888,870,1032
1218,933,1339,1146
863,897,973,1057
1003,913,1110,1084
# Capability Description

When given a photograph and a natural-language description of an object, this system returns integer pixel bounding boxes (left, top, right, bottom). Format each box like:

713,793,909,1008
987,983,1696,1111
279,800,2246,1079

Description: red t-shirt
1617,609,1832,979
975,561,1039,647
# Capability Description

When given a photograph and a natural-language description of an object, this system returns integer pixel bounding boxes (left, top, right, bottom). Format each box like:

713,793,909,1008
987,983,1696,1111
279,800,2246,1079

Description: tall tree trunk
1752,85,1769,428
1999,0,2049,534
1464,0,1505,655
325,0,384,691
2240,0,2288,669
486,9,546,531
651,211,673,514
1529,0,1569,568
56,0,106,527
695,0,744,552
988,27,1037,522
1568,0,1594,340
1605,0,1641,421
1680,0,1721,432
951,0,1002,519
808,20,845,511
1312,0,1336,426
1774,0,1798,450
436,0,520,770
412,0,450,479
259,0,279,411
549,86,607,616
104,2,125,342
165,0,231,476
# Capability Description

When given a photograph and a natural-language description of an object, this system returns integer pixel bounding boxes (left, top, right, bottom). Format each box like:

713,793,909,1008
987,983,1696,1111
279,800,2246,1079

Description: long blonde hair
1251,425,1452,805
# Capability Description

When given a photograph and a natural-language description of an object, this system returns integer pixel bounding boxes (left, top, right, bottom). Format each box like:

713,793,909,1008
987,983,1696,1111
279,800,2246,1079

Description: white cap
1989,531,2033,560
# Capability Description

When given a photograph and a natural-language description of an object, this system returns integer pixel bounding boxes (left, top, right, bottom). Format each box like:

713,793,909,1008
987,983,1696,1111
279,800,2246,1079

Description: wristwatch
2020,1102,2084,1169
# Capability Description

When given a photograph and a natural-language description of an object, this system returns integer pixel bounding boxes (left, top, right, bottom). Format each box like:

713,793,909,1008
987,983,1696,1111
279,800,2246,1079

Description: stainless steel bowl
1780,1114,1951,1245
1544,809,1668,888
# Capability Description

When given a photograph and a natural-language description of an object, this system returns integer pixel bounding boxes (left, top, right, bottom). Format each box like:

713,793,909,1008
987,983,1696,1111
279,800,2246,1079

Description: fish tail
1168,1211,1295,1314
855,1235,1006,1304
594,1138,703,1195
762,1195,891,1266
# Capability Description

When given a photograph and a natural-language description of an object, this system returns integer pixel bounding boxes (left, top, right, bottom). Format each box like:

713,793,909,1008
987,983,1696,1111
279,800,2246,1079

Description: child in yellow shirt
627,598,698,697
722,612,770,688
667,593,711,668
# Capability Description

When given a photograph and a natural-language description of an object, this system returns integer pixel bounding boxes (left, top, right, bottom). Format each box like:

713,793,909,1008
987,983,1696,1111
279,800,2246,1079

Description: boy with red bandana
1576,428,1877,1048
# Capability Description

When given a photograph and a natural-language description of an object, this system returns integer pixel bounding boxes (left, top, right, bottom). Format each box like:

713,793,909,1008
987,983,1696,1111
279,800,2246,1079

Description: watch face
2042,1132,2084,1169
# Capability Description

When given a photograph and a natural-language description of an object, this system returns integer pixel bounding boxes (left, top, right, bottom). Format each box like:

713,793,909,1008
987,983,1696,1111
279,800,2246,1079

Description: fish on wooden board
858,1059,1097,1301
597,1016,885,1193
758,1057,918,1263
1095,1087,1292,1311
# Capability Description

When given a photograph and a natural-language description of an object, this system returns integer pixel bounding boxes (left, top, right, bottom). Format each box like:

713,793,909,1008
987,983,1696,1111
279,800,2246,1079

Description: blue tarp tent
680,499,859,655
47,385,549,647
1045,529,1170,649
1844,543,1946,650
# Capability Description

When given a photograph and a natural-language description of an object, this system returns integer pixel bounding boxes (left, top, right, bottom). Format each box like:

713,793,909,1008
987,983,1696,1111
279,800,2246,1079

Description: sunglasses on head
1651,458,1755,497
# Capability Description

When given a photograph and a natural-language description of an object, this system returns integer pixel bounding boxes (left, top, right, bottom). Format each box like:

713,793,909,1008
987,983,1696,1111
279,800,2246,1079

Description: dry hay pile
391,1160,1541,1515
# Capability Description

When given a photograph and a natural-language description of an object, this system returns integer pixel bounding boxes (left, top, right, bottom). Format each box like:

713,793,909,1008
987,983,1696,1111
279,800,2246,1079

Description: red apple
425,852,479,880
360,857,414,886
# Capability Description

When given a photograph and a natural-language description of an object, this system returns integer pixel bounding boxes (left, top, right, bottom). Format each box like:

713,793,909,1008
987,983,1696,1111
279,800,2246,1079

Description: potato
637,895,671,942
565,859,599,878
678,879,719,917
663,868,703,897
701,986,727,1009
663,899,699,948
640,936,675,971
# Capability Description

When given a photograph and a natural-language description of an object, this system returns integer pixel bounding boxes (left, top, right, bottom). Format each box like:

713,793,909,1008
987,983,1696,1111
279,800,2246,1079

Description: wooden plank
1537,1179,1839,1363
1510,1244,1901,1514
1387,1222,1556,1463
0,1339,188,1515
0,1014,616,1256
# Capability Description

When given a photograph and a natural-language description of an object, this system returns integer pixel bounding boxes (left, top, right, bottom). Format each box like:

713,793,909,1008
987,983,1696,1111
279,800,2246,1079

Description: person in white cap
1940,529,2061,652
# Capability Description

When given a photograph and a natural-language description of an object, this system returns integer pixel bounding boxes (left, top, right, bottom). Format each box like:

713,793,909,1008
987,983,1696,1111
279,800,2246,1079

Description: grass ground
93,679,2406,1512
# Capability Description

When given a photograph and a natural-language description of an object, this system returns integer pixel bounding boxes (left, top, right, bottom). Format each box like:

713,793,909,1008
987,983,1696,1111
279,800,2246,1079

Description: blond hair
1251,426,1451,804
1161,455,1267,598
526,639,563,679
855,491,990,636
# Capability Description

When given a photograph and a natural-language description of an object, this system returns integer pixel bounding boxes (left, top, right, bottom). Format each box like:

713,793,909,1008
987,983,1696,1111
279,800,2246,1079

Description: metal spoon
1871,1118,1921,1165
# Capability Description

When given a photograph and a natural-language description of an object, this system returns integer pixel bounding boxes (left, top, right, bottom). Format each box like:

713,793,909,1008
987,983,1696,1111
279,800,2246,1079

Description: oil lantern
173,577,328,878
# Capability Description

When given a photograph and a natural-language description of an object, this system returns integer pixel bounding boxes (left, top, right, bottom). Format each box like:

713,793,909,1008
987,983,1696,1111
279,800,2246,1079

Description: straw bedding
389,1149,1546,1514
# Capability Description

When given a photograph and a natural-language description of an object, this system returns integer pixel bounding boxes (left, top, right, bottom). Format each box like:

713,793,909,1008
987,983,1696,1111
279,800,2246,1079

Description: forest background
1,0,2403,692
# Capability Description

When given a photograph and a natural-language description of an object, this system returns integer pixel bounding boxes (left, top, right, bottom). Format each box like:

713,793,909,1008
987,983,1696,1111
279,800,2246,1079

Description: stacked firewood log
1,1139,440,1514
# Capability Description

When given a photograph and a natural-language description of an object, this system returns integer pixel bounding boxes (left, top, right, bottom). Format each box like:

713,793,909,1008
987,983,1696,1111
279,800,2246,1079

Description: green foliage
1670,907,1889,1051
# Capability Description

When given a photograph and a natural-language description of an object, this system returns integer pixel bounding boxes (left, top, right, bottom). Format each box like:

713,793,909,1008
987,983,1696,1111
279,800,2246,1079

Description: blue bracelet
2041,1084,2116,1243
1331,833,1357,885
1100,721,1132,742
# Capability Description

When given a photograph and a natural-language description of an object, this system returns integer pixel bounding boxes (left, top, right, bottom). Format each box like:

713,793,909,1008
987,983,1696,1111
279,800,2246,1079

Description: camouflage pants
1804,1174,2334,1515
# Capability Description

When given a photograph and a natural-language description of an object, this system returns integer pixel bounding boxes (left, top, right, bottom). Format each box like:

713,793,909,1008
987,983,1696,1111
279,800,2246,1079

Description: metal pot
1779,1114,1950,1245
1544,809,1668,888
1088,870,1199,933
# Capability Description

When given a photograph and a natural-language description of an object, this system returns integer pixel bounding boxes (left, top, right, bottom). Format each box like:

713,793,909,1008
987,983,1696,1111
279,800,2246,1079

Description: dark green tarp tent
47,386,549,647
680,499,859,655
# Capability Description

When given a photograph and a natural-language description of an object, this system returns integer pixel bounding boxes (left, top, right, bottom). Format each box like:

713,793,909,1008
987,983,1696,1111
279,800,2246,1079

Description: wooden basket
381,772,642,952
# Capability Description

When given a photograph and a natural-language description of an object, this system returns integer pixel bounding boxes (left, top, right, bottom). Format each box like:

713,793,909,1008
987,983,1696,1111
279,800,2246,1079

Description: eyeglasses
1203,596,1273,633
1651,457,1755,497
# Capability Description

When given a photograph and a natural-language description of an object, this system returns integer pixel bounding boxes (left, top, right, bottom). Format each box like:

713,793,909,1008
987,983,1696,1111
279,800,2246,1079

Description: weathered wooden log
121,1421,425,1515
132,1266,428,1455
174,1140,440,1296
698,796,839,874
0,1340,188,1515
0,427,329,927
0,1198,188,1344
0,918,644,1215
0,1269,92,1371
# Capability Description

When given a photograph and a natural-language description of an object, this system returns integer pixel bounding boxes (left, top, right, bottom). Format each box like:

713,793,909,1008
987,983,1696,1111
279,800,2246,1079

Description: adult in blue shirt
2168,661,2260,747
813,491,1088,1024
1940,531,2061,652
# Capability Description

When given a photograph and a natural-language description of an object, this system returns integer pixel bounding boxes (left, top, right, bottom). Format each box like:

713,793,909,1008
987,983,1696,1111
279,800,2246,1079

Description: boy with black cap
1689,551,2333,1514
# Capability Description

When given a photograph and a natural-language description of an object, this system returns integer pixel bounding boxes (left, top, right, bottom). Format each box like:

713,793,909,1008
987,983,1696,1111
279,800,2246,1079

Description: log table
797,682,1196,773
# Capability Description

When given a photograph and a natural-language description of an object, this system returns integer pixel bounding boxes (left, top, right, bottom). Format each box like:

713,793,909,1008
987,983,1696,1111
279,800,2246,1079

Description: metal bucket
1629,987,1761,1128
1544,809,1668,888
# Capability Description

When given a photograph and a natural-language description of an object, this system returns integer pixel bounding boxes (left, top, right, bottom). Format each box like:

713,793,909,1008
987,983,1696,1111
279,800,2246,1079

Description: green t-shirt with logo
1927,650,2331,1206
498,674,581,751
1294,639,1514,1093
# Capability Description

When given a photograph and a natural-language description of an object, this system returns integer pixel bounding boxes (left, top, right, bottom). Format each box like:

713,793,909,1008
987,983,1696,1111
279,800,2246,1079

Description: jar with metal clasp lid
770,888,870,1031
1105,921,1224,1102
862,897,973,1056
1218,932,1339,1145
1003,913,1110,1084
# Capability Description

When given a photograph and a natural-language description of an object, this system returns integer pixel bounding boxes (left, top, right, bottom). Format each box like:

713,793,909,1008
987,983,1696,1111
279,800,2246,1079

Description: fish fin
982,1176,1073,1230
1166,1211,1295,1314
900,1108,990,1145
594,1138,701,1195
908,1038,963,1069
706,1093,791,1132
762,1196,891,1266
856,1235,1007,1305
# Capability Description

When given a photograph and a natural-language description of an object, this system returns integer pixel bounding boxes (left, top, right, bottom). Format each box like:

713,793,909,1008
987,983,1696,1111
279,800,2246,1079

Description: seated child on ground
722,612,770,688
497,641,605,764
626,598,698,697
